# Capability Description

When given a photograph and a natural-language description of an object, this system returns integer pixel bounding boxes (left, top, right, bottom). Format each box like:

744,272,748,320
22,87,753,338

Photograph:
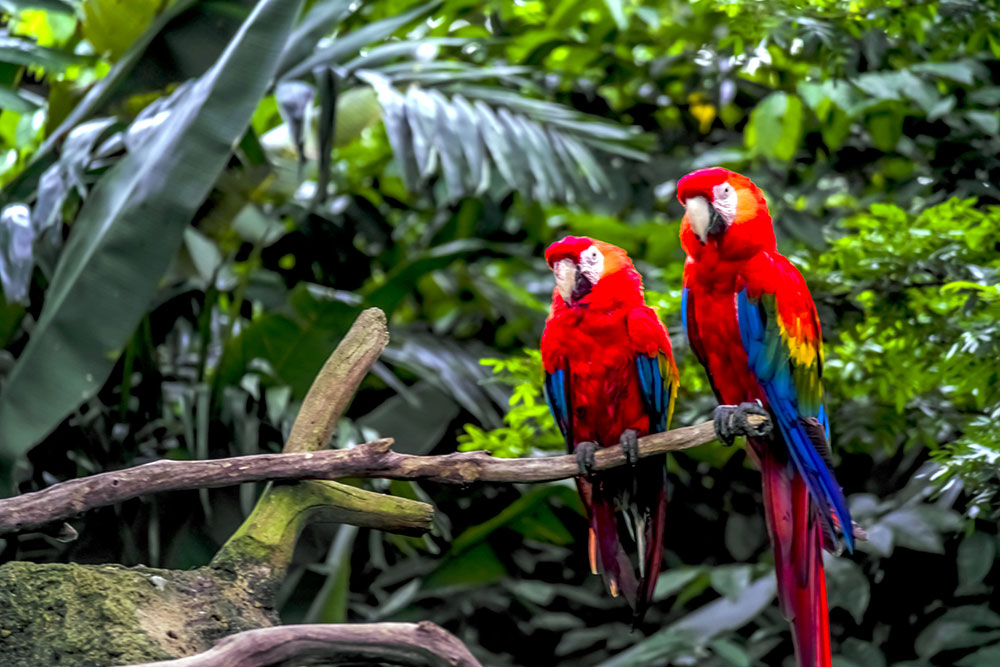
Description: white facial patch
711,182,737,224
578,245,604,286
553,258,576,303
684,196,712,241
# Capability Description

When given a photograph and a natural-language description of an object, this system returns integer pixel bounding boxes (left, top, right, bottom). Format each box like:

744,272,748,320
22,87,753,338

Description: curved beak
571,269,592,303
685,196,726,243
554,259,593,306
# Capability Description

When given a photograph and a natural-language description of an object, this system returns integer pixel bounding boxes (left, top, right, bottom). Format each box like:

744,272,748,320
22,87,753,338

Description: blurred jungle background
1,0,999,665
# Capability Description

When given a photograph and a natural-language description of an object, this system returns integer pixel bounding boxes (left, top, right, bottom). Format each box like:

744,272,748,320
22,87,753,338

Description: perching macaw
677,167,854,667
540,236,678,623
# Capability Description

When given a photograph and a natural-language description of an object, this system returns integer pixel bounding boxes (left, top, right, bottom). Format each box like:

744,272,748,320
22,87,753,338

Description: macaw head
677,167,775,258
544,236,634,307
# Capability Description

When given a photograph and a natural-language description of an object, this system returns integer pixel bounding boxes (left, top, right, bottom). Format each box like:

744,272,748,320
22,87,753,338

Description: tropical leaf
0,85,43,114
381,329,508,429
2,0,355,206
276,0,355,76
598,576,778,666
1,0,202,204
0,0,75,12
0,32,92,71
303,525,358,624
0,204,32,305
357,69,649,205
0,0,306,467
280,0,442,82
214,283,360,398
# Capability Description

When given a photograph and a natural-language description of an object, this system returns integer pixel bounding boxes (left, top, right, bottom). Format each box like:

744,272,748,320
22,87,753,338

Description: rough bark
0,418,759,536
118,622,483,667
0,439,439,536
283,307,389,454
0,561,277,667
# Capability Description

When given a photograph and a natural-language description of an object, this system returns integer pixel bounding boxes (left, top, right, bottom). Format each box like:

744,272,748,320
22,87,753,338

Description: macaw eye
577,245,604,284
713,183,734,202
579,246,601,265
711,183,738,223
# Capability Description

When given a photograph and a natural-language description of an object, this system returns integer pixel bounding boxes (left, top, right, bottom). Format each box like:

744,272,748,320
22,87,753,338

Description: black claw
735,401,771,438
620,429,640,467
576,441,598,477
714,402,772,445
714,405,738,446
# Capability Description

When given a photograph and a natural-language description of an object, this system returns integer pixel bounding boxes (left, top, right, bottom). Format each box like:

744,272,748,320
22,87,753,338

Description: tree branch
209,307,399,578
0,418,758,536
117,622,483,667
284,307,389,454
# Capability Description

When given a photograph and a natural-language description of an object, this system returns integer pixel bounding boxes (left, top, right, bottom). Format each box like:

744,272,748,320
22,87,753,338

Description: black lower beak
571,270,592,303
706,206,726,237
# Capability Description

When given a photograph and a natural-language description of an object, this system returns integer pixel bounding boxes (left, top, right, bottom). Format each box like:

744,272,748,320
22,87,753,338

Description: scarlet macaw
677,167,854,666
540,236,678,622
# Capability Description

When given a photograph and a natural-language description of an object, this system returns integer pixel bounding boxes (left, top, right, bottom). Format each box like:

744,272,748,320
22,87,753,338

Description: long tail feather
585,455,668,624
759,443,832,667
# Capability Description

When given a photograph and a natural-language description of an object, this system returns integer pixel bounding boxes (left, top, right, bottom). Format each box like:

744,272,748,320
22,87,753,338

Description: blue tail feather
771,394,854,553
736,289,853,552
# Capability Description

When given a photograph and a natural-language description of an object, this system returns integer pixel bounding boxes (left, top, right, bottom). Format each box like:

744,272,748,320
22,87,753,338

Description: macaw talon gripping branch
575,441,599,477
619,429,641,467
713,402,773,446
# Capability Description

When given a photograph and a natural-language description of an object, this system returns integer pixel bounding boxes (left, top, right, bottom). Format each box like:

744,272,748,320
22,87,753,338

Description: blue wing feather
737,289,854,552
818,404,830,441
680,288,689,338
544,368,573,449
635,355,669,433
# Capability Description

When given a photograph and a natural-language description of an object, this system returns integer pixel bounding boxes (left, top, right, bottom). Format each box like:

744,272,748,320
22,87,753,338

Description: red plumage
540,236,678,622
679,168,841,667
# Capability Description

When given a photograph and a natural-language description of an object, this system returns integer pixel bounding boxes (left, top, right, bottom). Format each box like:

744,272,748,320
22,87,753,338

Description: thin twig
0,418,758,536
117,622,483,667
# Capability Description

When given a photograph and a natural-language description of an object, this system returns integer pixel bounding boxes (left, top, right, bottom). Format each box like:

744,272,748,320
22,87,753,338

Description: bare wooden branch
0,418,761,536
0,440,435,536
118,622,483,667
210,307,395,577
284,307,389,454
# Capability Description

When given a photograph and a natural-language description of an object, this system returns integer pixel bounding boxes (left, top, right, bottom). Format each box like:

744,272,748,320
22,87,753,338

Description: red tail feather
581,458,668,623
760,445,832,667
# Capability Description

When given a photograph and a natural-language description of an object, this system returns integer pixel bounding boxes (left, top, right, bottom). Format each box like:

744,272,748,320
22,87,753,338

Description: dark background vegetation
1,0,999,665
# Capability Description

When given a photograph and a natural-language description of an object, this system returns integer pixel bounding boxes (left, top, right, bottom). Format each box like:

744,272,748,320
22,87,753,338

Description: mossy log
0,561,277,667
0,309,436,666
0,483,432,666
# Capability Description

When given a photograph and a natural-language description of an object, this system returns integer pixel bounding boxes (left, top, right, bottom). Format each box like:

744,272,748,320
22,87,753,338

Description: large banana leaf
1,0,202,204
0,0,305,471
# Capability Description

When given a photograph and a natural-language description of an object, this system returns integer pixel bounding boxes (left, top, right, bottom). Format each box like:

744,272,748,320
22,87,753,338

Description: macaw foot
576,441,599,477
714,401,771,446
619,429,640,468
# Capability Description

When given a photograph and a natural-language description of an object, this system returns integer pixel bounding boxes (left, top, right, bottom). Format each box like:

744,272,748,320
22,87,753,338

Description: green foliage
458,350,564,457
81,0,160,61
815,198,1000,511
0,0,307,463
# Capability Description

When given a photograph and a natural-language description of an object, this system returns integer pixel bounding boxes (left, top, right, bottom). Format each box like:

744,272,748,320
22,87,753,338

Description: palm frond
356,69,650,205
